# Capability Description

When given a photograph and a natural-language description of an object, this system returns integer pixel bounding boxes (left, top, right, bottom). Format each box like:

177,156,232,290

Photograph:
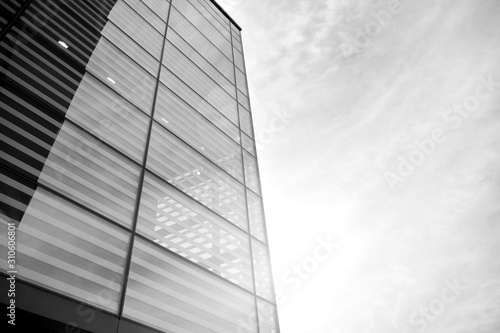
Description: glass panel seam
137,0,168,23
170,5,233,63
83,71,151,119
190,0,231,34
165,37,239,104
143,166,249,235
158,81,239,144
168,25,234,84
133,232,256,295
184,0,232,43
161,65,238,127
229,25,260,333
62,117,143,167
151,117,243,181
37,182,133,234
0,272,120,317
102,22,161,65
121,0,165,34
116,0,173,318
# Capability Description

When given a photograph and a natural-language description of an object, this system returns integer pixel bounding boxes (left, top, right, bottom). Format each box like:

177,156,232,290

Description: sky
217,0,500,332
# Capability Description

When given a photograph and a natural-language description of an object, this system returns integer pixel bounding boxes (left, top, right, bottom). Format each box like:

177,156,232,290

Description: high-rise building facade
0,0,279,332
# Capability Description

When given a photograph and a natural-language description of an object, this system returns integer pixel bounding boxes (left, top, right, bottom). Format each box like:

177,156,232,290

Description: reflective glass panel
123,238,256,333
39,122,141,228
241,132,256,156
244,151,261,195
239,106,254,138
161,45,238,125
137,172,252,289
108,0,164,57
159,66,239,141
86,37,156,115
247,189,266,243
101,21,158,76
0,188,129,312
147,123,247,228
66,73,149,162
252,240,274,302
154,83,243,181
123,0,166,33
258,299,279,333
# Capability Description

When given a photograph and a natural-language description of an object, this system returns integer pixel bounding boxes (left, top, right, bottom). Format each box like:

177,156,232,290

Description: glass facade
0,0,279,332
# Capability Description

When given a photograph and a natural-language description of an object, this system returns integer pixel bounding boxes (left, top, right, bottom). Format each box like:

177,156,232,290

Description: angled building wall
0,0,279,332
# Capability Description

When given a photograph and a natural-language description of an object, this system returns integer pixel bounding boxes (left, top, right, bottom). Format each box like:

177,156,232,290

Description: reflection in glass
247,189,266,242
39,122,141,228
155,83,243,181
258,298,279,333
244,150,261,194
137,172,252,289
147,123,247,229
66,73,149,162
0,188,129,313
252,240,274,302
123,238,256,333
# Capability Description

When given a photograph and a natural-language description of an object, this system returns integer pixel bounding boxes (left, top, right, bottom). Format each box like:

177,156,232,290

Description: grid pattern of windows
0,0,279,332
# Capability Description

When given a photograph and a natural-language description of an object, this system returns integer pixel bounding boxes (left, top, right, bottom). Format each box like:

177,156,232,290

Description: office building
0,0,280,332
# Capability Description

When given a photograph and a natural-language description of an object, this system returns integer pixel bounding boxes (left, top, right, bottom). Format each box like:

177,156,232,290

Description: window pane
159,66,239,141
203,0,230,25
155,83,243,181
252,241,274,302
247,189,266,243
137,172,253,290
167,28,235,97
86,37,156,115
123,238,256,333
0,188,129,313
236,67,248,95
39,122,141,228
173,0,232,59
232,35,243,53
232,25,242,42
241,132,256,156
233,47,245,73
168,8,234,82
108,0,164,57
101,21,158,76
147,123,247,228
123,0,166,33
141,0,171,21
257,299,279,333
66,73,149,162
238,89,250,110
161,44,238,125
239,106,254,138
243,150,261,194
189,0,231,39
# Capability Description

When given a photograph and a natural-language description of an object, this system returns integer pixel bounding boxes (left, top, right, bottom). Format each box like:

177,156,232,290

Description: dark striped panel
0,0,118,223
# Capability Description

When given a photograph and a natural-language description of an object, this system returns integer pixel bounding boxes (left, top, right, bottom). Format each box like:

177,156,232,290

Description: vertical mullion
230,25,261,333
116,0,173,318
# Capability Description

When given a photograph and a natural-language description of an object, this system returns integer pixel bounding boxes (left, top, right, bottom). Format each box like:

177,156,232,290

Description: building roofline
209,0,242,31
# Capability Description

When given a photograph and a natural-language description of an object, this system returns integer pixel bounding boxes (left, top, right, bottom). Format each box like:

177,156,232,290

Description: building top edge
209,0,242,31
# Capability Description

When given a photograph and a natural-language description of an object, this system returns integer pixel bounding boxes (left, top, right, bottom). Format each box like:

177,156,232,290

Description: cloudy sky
217,0,500,332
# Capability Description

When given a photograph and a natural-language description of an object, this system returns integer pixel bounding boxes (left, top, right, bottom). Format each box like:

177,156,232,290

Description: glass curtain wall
0,0,279,332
